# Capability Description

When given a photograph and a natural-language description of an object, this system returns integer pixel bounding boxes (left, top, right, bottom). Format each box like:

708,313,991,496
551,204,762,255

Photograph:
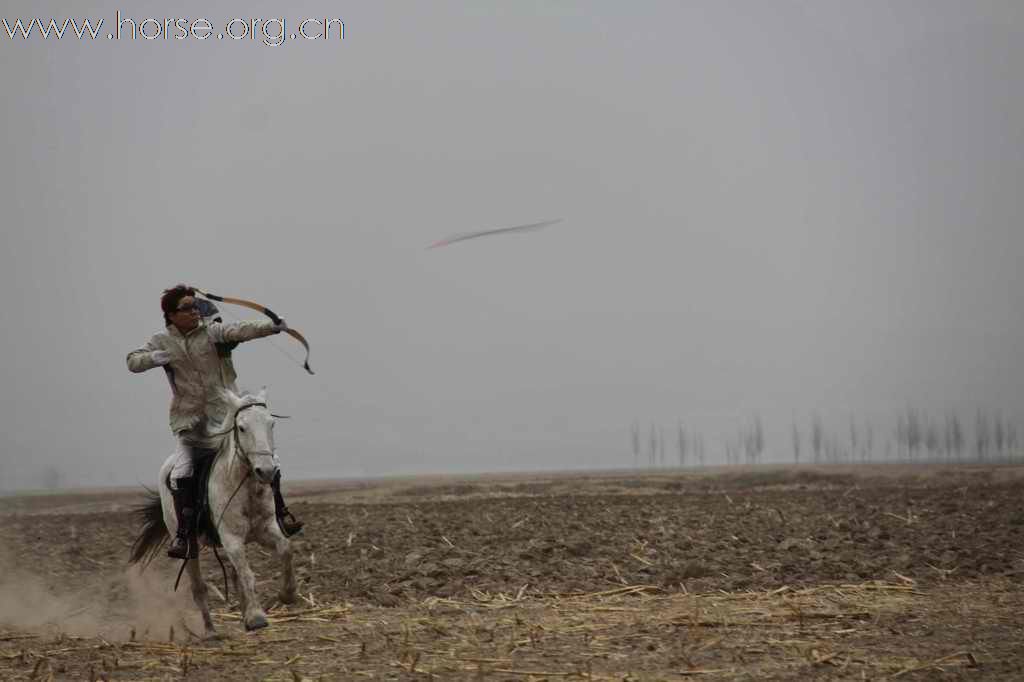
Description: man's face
170,296,201,332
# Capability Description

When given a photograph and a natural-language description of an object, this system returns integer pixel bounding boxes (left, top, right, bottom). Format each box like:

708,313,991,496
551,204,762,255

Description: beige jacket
127,319,278,434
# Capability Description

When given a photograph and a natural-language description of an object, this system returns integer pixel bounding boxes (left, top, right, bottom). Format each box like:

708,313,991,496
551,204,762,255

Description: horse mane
209,410,236,440
208,393,269,453
210,392,265,432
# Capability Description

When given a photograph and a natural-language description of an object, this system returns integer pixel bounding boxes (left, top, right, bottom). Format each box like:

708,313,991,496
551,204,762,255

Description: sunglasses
175,303,198,313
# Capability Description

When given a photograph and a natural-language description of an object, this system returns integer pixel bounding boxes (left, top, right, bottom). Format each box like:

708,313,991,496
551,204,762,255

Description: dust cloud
0,565,207,641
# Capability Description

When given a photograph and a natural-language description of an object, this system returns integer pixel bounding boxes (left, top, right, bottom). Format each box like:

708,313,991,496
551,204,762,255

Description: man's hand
151,350,171,366
273,319,289,333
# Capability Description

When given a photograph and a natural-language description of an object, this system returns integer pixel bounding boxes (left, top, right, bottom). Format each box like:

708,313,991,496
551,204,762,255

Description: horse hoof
202,630,224,641
245,614,268,631
279,590,298,605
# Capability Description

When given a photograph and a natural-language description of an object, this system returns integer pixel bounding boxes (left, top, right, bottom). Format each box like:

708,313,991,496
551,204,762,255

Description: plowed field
2,465,1023,680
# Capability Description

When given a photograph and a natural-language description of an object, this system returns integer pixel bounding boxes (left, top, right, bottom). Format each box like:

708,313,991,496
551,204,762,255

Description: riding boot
168,477,198,559
271,470,304,537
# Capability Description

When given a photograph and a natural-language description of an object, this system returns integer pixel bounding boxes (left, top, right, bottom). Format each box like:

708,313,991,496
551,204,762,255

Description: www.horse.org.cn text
2,13,345,46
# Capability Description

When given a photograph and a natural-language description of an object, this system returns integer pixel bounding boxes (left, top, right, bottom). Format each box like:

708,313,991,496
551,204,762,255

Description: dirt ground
1,464,1023,680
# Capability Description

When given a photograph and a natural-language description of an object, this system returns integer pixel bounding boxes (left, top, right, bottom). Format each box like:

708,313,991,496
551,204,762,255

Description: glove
273,319,289,333
151,350,171,366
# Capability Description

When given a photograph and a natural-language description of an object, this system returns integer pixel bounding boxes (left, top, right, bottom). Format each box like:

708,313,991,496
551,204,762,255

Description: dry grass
4,579,1013,680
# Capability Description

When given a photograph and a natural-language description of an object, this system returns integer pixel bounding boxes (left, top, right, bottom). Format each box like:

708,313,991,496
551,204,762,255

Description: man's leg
168,436,198,559
271,469,303,537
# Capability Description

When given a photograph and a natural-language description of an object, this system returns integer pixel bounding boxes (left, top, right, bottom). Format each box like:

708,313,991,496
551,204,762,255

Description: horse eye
239,426,246,433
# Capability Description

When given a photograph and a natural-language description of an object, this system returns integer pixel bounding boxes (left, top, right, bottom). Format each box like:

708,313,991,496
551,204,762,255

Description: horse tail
128,487,168,567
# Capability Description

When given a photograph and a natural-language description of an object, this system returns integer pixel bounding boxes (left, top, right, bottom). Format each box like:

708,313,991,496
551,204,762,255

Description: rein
173,402,274,594
210,401,274,530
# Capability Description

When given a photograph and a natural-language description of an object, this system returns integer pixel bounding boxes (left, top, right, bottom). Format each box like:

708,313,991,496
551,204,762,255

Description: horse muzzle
249,457,280,485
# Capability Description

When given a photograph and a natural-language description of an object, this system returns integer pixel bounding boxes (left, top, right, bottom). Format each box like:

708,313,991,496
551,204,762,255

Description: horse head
221,387,279,485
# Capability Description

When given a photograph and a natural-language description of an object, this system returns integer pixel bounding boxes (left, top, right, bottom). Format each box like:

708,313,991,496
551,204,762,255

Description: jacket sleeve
209,319,278,345
126,336,163,373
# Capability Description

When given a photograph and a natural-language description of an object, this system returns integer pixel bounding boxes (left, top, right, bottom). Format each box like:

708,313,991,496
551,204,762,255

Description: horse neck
215,428,249,485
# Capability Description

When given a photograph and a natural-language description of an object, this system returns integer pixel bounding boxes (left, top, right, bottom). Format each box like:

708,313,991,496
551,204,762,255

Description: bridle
227,402,275,474
206,401,280,473
205,401,277,539
174,400,282,594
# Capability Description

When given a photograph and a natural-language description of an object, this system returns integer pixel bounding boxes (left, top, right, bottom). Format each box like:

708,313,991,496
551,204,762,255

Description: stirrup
277,509,304,537
167,534,196,560
168,502,197,559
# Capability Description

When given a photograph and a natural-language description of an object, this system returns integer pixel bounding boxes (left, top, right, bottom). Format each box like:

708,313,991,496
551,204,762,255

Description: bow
195,288,314,375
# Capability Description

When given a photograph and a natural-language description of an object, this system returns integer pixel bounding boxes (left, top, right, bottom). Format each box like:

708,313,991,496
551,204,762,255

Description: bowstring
214,307,308,372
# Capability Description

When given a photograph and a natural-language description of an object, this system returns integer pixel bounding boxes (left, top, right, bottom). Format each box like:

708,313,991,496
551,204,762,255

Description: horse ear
257,386,268,403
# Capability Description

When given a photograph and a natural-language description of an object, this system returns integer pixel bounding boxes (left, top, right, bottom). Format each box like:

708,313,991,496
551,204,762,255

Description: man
128,284,304,559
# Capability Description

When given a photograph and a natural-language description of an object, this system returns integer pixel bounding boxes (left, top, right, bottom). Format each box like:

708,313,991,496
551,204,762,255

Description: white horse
129,388,297,635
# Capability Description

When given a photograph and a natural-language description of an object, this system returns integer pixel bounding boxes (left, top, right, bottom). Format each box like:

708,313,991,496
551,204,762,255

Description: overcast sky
2,1,1022,490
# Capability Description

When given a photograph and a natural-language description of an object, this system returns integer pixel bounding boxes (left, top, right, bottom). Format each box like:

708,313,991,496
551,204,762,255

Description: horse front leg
258,522,297,605
184,557,219,639
228,564,243,610
220,533,268,631
276,534,297,606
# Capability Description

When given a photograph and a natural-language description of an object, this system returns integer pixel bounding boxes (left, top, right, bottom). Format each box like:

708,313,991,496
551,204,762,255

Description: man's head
161,284,201,333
